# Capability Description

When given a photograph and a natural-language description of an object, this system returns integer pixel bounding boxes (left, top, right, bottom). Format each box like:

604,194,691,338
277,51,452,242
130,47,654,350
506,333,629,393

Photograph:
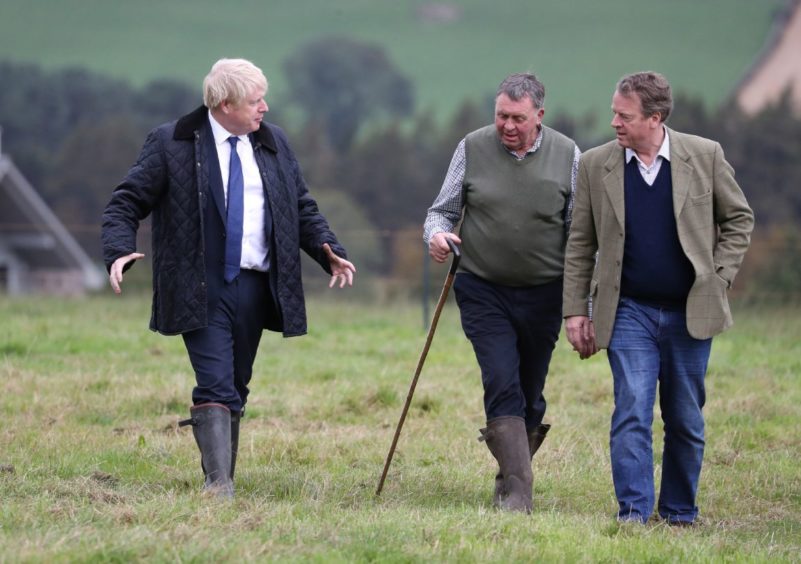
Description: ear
220,99,234,115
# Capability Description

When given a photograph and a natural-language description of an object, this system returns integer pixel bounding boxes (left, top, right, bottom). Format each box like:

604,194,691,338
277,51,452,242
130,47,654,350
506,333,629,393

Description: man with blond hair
102,58,355,498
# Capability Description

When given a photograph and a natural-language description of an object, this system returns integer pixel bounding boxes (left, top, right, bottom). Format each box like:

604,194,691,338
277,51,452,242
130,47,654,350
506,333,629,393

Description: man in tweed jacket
563,72,753,525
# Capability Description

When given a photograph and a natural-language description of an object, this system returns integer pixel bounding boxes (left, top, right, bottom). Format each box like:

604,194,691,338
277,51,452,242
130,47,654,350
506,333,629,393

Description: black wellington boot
181,403,234,499
482,416,533,513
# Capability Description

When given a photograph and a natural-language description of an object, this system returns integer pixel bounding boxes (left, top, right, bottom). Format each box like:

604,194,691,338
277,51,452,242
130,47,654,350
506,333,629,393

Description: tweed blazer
563,128,754,348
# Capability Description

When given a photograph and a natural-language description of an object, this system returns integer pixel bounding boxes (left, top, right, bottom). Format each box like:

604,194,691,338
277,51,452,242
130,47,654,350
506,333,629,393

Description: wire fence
3,221,801,307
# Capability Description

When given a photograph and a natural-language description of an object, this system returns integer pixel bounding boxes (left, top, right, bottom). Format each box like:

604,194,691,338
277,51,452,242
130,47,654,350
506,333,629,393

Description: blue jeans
607,297,711,524
453,272,562,428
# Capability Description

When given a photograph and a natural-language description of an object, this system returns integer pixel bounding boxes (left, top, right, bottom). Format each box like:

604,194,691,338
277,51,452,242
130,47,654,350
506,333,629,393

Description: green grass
0,0,785,130
1,294,799,561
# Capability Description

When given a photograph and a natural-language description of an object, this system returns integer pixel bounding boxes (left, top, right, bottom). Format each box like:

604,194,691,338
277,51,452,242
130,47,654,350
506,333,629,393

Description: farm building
735,0,801,114
0,139,104,295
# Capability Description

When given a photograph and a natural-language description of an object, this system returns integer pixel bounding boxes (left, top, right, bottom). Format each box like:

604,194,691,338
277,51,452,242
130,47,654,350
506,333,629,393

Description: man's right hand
109,252,145,294
565,315,599,359
429,232,462,263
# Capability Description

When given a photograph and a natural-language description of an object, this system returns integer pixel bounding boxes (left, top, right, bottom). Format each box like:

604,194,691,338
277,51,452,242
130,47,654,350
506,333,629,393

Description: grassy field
1,293,799,561
0,0,786,129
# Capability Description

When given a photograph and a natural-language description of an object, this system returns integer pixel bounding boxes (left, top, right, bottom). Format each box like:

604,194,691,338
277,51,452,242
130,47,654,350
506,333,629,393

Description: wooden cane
375,238,460,496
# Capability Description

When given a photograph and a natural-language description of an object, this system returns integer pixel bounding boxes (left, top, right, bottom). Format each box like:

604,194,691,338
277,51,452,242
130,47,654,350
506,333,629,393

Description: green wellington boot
180,403,234,499
480,423,550,506
480,416,533,513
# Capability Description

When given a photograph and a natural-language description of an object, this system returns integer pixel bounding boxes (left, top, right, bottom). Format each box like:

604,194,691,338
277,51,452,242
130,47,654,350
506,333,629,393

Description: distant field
0,0,786,130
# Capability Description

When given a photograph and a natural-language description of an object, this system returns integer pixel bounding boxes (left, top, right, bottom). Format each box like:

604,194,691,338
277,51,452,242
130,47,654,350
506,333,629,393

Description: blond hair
202,58,268,109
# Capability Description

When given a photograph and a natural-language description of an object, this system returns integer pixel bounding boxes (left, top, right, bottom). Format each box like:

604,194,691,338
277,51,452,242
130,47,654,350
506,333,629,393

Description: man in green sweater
424,73,580,513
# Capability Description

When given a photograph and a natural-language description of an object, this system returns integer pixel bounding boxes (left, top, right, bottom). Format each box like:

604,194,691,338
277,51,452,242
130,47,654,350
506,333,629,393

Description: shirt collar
625,125,670,165
208,110,248,146
504,126,543,159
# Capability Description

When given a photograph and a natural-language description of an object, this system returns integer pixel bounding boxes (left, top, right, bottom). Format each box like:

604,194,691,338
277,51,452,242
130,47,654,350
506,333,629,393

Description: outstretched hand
323,243,356,288
109,252,145,294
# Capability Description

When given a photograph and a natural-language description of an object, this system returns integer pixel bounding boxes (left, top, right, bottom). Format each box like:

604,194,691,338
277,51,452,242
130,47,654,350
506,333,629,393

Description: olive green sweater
459,125,575,286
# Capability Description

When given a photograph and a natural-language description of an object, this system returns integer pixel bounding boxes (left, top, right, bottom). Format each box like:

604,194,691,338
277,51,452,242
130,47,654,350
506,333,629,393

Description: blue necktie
224,136,244,283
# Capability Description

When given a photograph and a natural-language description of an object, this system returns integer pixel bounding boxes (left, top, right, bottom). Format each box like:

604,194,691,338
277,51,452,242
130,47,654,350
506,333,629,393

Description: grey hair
496,73,545,109
203,58,268,109
616,71,673,122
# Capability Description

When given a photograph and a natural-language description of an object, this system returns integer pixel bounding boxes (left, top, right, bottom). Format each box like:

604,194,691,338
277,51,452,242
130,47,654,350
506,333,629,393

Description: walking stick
375,238,460,496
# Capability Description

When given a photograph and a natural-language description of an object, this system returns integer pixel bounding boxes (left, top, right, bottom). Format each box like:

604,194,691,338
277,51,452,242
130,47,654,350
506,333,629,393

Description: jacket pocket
689,191,712,206
714,270,730,289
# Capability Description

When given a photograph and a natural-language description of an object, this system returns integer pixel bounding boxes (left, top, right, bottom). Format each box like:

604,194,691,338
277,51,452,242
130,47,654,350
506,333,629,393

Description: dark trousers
453,272,563,428
182,270,273,413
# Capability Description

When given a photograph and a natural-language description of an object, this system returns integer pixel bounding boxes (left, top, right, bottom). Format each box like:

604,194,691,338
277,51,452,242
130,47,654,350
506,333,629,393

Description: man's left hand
565,315,599,359
323,243,356,288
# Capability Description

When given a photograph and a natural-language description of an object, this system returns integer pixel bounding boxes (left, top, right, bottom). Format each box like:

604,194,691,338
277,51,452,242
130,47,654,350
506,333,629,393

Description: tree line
1,39,800,300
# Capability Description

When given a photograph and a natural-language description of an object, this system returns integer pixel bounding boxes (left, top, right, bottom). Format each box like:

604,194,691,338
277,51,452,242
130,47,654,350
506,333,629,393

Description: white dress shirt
208,112,269,272
625,126,671,186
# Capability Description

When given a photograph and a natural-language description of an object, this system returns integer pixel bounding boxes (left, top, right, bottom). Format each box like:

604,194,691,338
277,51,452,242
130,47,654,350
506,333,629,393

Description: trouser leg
514,277,562,431
607,298,661,523
657,309,711,524
456,274,561,509
182,271,271,493
182,270,271,413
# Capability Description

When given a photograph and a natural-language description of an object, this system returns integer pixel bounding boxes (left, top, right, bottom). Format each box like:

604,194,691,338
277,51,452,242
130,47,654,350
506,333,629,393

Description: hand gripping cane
375,238,461,496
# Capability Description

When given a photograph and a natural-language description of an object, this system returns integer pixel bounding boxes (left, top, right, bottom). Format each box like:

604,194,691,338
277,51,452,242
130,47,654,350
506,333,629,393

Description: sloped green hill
0,0,786,128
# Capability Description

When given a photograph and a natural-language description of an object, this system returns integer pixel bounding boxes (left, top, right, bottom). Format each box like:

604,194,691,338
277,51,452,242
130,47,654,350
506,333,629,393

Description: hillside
0,0,786,130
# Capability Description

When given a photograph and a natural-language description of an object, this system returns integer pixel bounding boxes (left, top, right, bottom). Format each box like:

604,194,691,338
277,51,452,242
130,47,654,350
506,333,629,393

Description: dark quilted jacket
101,106,347,337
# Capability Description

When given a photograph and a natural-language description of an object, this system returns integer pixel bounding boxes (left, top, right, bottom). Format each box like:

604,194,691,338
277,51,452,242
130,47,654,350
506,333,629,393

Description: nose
611,114,621,128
